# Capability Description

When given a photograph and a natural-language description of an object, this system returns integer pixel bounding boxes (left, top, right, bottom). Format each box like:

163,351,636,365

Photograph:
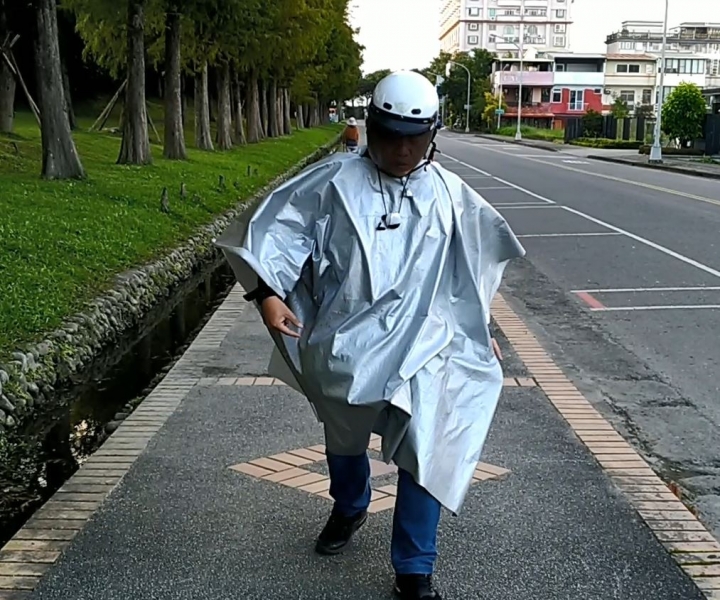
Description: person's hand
492,338,503,361
260,296,303,338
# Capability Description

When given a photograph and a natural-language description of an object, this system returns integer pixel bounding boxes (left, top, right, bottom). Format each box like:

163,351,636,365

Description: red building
493,53,606,129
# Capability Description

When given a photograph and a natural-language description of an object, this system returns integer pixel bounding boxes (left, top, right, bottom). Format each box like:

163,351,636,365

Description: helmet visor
367,104,437,137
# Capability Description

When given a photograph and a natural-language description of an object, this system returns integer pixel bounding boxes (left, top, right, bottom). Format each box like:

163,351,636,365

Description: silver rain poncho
216,150,525,513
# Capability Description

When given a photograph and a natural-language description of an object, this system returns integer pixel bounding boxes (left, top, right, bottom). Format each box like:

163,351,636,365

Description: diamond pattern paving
229,435,511,513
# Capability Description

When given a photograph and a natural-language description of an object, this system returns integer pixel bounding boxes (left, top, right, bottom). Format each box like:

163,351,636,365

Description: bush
571,138,643,149
496,125,564,141
638,145,705,156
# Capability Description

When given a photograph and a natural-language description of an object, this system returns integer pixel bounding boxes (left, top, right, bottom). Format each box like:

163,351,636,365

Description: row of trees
0,0,362,179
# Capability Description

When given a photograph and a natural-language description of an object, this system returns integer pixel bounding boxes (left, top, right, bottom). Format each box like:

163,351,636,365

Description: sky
350,0,720,74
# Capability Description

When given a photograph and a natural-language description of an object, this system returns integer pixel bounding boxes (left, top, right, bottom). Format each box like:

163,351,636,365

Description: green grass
496,126,564,142
570,138,643,150
0,110,340,356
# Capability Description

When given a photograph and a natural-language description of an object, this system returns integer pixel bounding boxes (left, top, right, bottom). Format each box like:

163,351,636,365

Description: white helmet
347,117,357,126
369,70,439,136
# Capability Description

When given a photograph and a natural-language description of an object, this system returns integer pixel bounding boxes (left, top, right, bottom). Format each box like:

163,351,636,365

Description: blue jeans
326,451,442,575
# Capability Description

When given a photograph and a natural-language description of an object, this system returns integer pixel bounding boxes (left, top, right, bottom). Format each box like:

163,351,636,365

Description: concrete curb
474,134,561,153
588,155,720,181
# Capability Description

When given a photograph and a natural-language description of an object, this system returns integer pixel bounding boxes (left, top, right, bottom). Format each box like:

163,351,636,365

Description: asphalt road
435,131,720,538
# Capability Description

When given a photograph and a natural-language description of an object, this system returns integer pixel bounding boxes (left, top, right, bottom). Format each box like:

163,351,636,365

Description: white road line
561,206,720,280
474,186,514,190
494,205,561,210
443,155,556,205
442,151,720,282
518,232,623,238
572,286,720,293
591,305,720,312
447,138,720,207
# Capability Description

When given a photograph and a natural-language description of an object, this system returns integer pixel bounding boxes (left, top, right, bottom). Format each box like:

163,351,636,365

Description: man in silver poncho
216,71,525,599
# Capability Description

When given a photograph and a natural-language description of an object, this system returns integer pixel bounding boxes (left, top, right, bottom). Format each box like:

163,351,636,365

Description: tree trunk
232,71,246,145
296,103,305,129
282,88,292,135
0,58,15,133
60,60,76,130
215,62,232,150
194,61,213,150
268,80,279,138
118,0,151,165
34,0,84,179
260,79,268,138
245,74,261,143
163,8,186,159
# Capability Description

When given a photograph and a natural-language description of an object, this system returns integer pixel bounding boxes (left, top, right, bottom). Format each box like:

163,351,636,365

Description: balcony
553,72,604,87
503,101,553,116
496,71,554,86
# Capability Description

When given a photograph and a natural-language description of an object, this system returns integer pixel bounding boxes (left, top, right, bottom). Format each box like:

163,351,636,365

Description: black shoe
394,574,442,599
314,510,368,555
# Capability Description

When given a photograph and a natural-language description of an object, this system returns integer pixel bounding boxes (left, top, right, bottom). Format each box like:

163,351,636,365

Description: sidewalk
588,154,720,180
1,286,718,599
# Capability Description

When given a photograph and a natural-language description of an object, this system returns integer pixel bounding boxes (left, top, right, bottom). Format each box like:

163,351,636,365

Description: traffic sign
495,108,505,115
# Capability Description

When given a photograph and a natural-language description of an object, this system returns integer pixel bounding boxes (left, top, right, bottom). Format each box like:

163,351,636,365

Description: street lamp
516,0,526,141
447,61,472,133
427,71,447,125
649,0,669,163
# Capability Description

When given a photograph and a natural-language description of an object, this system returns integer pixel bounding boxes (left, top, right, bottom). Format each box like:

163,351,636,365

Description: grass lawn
0,109,340,357
496,126,564,142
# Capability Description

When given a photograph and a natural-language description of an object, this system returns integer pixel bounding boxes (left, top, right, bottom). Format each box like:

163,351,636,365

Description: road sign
435,74,445,87
464,104,471,110
495,108,505,115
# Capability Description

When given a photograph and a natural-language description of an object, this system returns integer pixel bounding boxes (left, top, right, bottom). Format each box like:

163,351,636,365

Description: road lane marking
590,305,720,312
442,151,720,282
442,155,556,205
518,233,623,238
493,205,561,210
447,139,720,207
473,186,514,190
572,286,720,293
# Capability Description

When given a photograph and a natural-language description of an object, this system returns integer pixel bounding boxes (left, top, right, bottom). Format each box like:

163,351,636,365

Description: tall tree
33,0,85,179
118,0,151,164
0,0,17,133
215,61,233,150
162,1,185,159
194,60,213,150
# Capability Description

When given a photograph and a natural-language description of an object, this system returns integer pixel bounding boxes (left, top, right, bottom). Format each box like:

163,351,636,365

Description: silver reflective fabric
216,151,525,513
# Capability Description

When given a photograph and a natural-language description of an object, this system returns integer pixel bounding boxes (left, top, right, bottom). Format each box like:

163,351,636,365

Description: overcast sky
351,0,720,74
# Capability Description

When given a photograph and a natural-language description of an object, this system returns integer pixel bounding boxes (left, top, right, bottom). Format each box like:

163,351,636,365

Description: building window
615,64,640,73
526,25,538,35
556,9,566,18
468,23,479,31
488,8,496,17
467,7,480,16
620,41,633,50
619,90,635,104
488,24,496,31
553,36,566,47
467,35,478,45
552,89,562,103
554,24,566,33
503,25,515,36
555,63,566,72
664,58,705,74
642,89,652,104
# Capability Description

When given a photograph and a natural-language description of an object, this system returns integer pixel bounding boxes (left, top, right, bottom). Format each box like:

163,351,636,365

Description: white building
439,0,574,56
606,21,720,92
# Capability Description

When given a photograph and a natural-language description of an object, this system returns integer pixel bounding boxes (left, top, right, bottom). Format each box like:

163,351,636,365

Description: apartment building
606,21,720,91
439,0,574,55
493,52,603,128
603,54,657,111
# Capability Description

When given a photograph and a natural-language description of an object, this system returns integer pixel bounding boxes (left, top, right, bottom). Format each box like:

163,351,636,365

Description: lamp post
515,0,526,141
649,0,669,163
428,71,447,126
447,61,472,133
